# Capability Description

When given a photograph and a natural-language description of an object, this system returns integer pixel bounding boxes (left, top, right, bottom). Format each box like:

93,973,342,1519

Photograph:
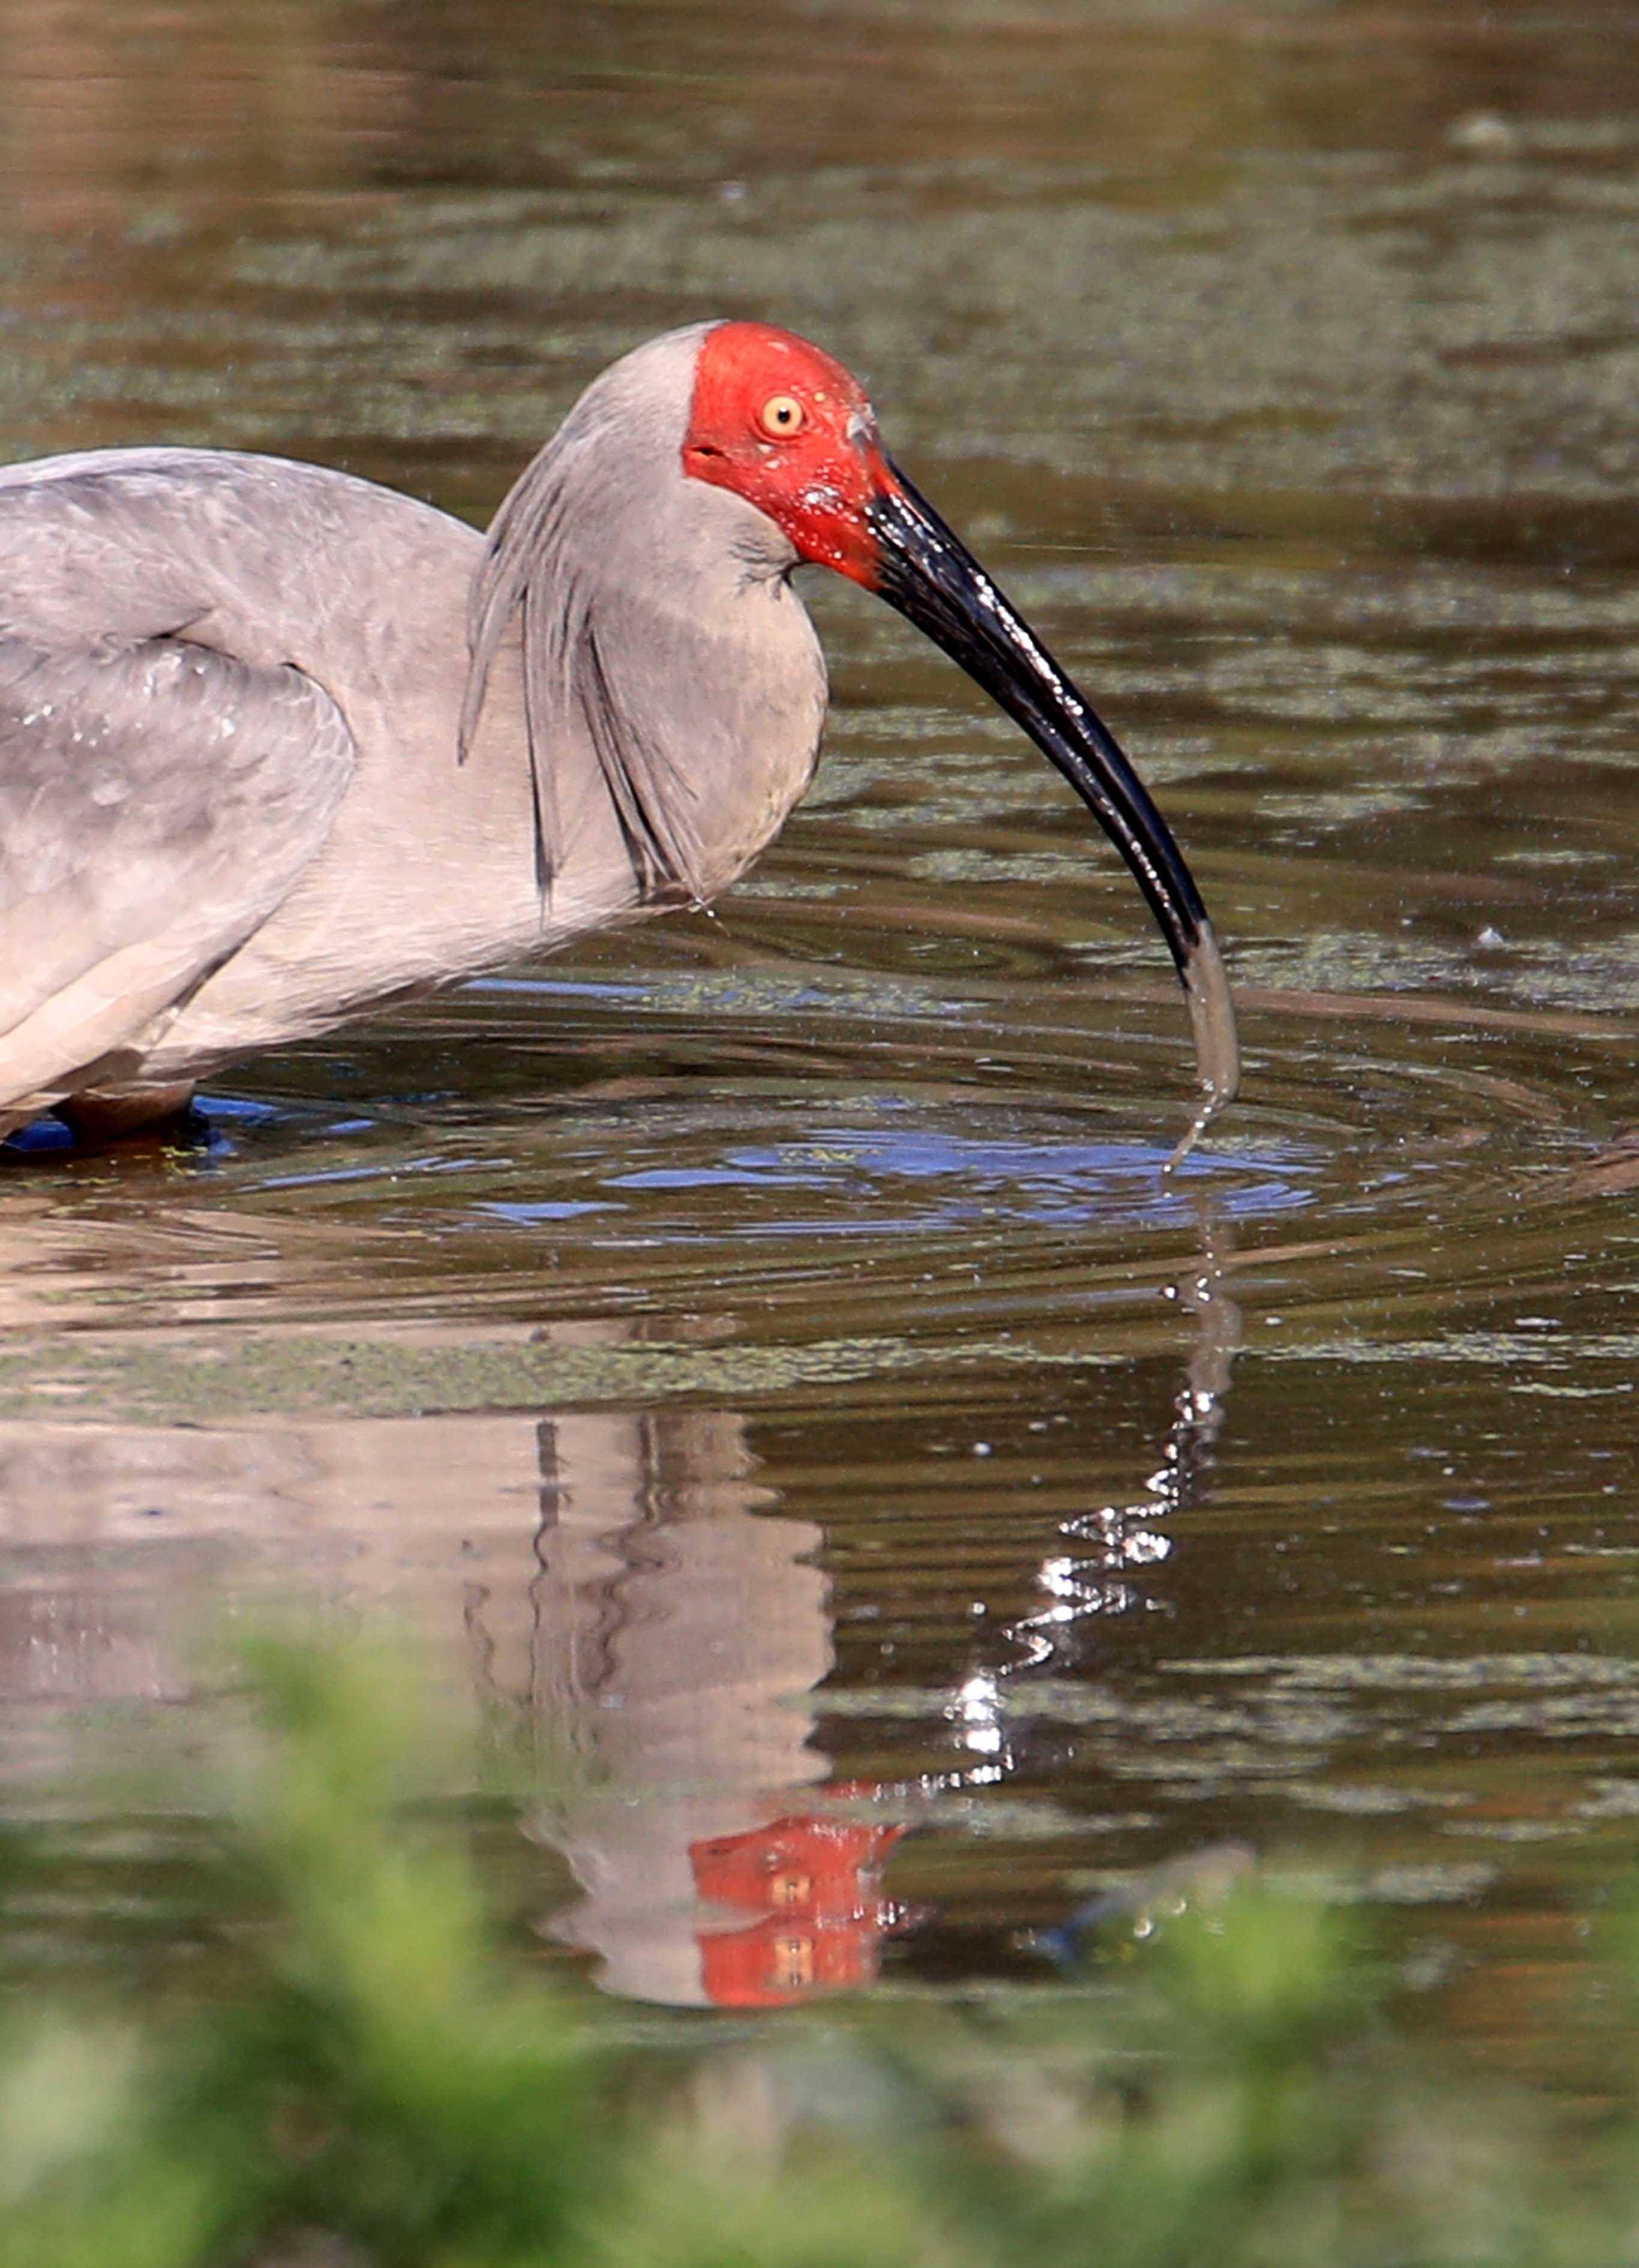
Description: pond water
2,0,1639,2072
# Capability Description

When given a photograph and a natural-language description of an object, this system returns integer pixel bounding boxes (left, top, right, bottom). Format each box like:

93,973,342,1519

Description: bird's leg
52,1082,200,1149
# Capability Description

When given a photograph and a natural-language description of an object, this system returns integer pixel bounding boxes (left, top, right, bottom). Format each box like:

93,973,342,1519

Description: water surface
1,0,1638,2075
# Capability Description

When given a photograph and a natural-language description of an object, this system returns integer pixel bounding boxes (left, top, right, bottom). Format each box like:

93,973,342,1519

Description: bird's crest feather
460,360,712,907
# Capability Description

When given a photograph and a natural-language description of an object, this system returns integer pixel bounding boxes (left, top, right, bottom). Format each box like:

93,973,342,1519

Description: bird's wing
0,632,355,1110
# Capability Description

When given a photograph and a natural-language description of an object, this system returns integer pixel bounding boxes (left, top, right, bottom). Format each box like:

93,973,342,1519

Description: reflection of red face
689,1812,909,2009
698,1910,881,2006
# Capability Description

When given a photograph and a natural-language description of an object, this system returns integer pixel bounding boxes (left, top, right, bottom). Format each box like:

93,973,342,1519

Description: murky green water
1,0,1638,2071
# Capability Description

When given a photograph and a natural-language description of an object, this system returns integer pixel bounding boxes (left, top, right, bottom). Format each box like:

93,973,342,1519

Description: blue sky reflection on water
595,1124,1313,1232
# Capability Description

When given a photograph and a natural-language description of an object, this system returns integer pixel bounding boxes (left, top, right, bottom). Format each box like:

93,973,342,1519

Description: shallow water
1,0,1638,2069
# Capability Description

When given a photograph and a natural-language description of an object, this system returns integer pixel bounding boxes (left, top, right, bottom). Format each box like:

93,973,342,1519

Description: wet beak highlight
866,464,1239,1158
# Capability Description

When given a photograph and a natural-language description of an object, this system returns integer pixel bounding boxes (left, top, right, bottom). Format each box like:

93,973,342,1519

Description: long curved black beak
868,462,1239,1158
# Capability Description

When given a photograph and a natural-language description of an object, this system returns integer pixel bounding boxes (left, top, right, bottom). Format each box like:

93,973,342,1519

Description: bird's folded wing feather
0,633,355,1103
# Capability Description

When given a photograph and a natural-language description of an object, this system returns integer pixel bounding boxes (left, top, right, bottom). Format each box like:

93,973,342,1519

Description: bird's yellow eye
759,393,806,438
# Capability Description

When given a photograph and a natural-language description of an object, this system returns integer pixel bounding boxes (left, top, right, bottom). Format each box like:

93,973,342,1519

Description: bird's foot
48,1082,202,1152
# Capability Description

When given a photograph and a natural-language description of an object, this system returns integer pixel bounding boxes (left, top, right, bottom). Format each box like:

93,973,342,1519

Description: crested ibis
0,320,1237,1153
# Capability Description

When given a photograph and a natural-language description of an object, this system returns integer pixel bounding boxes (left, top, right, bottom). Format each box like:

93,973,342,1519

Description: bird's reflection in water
519,1218,1242,2007
1028,1215,1239,1663
0,1217,1242,2011
502,1405,911,2008
943,1213,1241,1786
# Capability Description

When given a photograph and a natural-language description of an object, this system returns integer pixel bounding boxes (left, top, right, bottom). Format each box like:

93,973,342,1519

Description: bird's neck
464,451,829,928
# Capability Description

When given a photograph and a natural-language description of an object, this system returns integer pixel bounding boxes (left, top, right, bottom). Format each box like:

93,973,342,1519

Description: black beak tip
868,466,1241,1154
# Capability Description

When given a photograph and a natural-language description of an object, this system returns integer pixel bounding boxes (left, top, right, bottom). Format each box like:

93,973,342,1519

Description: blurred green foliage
0,1638,1633,2267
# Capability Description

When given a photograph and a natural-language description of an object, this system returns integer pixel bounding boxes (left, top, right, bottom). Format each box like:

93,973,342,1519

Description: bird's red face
682,322,890,586
682,319,1238,1140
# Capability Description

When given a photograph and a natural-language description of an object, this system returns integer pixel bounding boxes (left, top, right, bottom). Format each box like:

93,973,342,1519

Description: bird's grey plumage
464,347,724,899
463,321,817,906
0,324,828,1139
0,633,352,1125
